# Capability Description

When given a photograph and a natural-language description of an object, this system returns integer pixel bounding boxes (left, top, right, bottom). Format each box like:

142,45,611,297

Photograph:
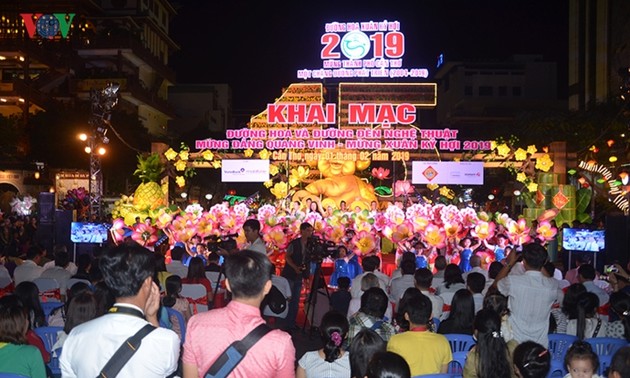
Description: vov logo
20,13,76,39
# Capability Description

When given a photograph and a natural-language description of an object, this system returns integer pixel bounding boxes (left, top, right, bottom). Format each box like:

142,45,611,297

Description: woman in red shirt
182,257,213,305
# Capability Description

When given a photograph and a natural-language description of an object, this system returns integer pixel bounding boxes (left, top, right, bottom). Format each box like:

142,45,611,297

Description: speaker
38,192,55,225
605,215,630,267
54,210,74,259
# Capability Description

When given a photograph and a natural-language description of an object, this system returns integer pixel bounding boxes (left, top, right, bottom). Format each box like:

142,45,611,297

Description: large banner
412,161,484,185
221,160,270,182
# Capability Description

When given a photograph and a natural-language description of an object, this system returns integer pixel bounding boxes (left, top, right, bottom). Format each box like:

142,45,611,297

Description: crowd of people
0,211,630,378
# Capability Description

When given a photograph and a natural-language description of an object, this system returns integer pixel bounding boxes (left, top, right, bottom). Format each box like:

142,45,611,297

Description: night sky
169,0,568,121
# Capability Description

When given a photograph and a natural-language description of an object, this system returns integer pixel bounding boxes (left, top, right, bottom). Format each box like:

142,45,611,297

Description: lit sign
20,13,75,39
221,160,270,183
264,103,417,125
297,20,429,80
412,161,484,185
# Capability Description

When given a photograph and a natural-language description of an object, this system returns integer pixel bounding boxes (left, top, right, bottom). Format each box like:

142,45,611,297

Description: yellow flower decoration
259,149,271,160
164,148,177,161
527,145,538,155
516,172,527,183
269,164,279,176
535,154,554,172
270,182,288,199
211,160,221,169
202,150,214,161
175,176,186,187
174,159,187,171
439,186,454,199
288,175,300,188
496,143,511,157
179,150,189,161
490,141,497,151
243,148,254,158
290,166,310,182
514,148,528,161
527,182,538,192
263,180,273,188
427,183,439,191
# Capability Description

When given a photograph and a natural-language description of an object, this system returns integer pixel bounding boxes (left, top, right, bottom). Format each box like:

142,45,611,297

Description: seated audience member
436,264,466,305
43,245,78,275
349,329,386,378
60,244,180,377
154,253,172,291
351,256,388,298
562,341,603,378
40,251,73,299
14,281,46,329
438,289,475,335
578,264,609,306
483,293,513,342
13,246,45,285
297,311,351,378
93,281,115,317
565,255,588,285
330,276,352,316
161,275,192,340
51,291,98,352
389,259,416,307
431,255,447,289
387,294,452,376
348,273,393,320
607,291,630,341
365,351,411,378
0,295,46,378
183,250,295,378
464,254,488,279
512,341,550,378
48,281,91,327
463,309,517,378
390,252,416,281
467,272,486,313
552,283,587,335
71,253,91,281
394,288,423,333
414,268,444,321
348,287,395,345
483,261,504,295
182,256,213,305
262,264,291,325
167,246,188,278
608,346,630,378
566,292,607,339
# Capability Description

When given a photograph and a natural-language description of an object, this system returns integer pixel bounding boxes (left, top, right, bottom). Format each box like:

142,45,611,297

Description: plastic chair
585,337,628,376
166,307,187,344
40,301,63,318
34,326,63,376
205,271,223,293
66,278,91,292
432,317,441,331
181,283,208,313
33,278,61,302
444,333,476,353
547,333,578,378
448,350,467,374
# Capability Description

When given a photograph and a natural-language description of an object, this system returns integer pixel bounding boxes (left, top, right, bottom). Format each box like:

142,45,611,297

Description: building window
498,86,507,96
512,86,522,96
479,86,493,96
464,86,473,96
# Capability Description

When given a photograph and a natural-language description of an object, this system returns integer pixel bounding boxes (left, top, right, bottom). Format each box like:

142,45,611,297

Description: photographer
281,222,313,331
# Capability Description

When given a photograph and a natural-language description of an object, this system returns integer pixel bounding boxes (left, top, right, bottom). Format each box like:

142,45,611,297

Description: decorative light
78,133,88,141
18,98,24,103
180,192,188,199
98,147,106,155
34,171,40,179
620,172,629,185
487,194,495,200
596,178,606,184
49,187,55,193
513,190,521,196
0,98,6,103
567,169,577,175
609,156,618,163
578,177,587,185
84,146,92,154
205,194,213,200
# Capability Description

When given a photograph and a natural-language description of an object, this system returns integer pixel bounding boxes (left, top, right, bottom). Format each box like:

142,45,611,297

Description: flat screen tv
562,228,605,252
70,222,109,244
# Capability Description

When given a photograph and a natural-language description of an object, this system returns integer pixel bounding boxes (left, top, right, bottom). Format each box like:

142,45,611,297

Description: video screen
562,228,605,252
70,222,109,244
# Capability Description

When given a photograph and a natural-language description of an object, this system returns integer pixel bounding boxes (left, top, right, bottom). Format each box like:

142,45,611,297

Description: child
161,275,192,339
330,276,352,316
456,237,481,272
329,246,361,288
484,234,509,263
563,341,604,378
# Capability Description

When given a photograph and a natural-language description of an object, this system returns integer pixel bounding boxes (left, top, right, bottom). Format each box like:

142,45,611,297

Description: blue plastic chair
40,301,63,318
431,317,441,331
444,333,476,353
585,337,628,376
448,350,467,374
33,326,63,376
547,333,578,378
166,307,187,344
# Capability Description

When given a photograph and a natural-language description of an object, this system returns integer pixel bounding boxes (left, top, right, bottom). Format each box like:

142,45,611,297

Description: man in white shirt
13,246,45,285
42,245,77,275
60,243,179,377
431,256,447,290
389,259,416,307
243,219,269,256
414,268,444,321
466,272,485,313
40,251,73,298
166,246,188,278
351,255,388,298
463,255,488,280
578,264,609,306
493,243,563,347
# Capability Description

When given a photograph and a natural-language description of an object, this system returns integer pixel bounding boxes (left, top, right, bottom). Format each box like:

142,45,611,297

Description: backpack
264,285,287,315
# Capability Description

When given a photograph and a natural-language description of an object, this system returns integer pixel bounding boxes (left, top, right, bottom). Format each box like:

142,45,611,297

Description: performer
455,237,481,273
328,245,362,288
483,234,510,263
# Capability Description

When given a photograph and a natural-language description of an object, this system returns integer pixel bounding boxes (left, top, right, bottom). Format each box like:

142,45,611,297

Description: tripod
302,260,331,335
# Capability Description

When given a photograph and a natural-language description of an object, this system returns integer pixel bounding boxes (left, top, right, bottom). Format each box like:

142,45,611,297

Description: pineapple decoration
133,153,167,212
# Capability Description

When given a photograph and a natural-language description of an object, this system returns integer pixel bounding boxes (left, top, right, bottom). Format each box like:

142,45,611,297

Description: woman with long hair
464,309,516,378
48,281,91,327
553,283,587,334
365,351,411,378
297,311,351,377
483,292,513,342
14,281,46,328
436,264,466,305
608,291,630,341
182,256,213,304
438,289,475,335
349,329,386,378
513,341,550,378
161,275,192,339
566,292,606,339
51,291,98,352
0,295,46,377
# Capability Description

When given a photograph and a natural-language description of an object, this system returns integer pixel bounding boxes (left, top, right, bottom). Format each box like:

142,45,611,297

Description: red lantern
227,189,236,196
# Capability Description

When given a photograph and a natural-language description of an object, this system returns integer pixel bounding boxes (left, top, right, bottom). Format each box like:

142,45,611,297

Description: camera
304,235,339,263
605,265,619,274
206,233,238,253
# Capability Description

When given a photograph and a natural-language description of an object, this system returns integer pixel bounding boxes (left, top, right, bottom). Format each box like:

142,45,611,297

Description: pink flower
471,221,495,241
110,218,127,243
536,220,557,241
422,224,446,248
394,180,414,197
131,223,159,247
371,167,391,180
507,218,531,245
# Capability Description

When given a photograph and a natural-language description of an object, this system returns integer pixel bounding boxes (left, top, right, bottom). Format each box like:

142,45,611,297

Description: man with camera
281,222,313,331
243,219,269,256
